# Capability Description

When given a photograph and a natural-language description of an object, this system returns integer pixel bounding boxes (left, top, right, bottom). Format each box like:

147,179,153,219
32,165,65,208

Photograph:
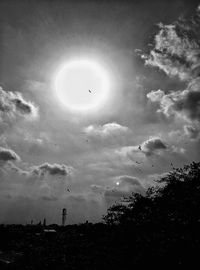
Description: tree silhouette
103,162,200,228
102,162,200,266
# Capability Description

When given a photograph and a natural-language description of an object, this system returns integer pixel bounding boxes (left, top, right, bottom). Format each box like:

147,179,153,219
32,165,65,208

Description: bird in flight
135,161,141,164
66,188,70,192
89,89,92,93
138,145,142,151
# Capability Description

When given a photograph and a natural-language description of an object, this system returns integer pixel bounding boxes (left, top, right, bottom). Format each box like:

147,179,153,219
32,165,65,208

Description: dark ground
0,221,200,269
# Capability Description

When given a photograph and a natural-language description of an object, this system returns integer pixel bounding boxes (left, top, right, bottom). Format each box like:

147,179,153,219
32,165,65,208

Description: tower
43,218,46,227
62,208,67,226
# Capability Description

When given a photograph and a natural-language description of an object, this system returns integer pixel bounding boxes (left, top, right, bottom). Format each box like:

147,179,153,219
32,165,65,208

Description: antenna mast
62,208,67,226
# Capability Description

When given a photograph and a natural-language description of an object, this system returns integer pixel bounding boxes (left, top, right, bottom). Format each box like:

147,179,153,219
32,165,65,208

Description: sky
0,0,200,224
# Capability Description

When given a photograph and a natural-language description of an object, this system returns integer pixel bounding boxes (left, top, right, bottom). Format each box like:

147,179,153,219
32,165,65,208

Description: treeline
102,161,200,266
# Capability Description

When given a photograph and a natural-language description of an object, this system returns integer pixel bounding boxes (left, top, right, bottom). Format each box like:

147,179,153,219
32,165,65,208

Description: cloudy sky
0,0,200,224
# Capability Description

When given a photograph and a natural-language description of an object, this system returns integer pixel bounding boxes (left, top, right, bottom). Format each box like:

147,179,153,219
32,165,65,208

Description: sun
55,59,110,112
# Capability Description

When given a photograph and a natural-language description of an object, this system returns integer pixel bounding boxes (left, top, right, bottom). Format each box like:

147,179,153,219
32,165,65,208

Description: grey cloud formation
9,160,73,178
31,163,72,177
0,86,38,121
142,137,167,156
91,175,145,200
142,11,200,81
116,137,168,162
0,147,20,162
90,185,132,199
184,125,200,139
144,8,200,140
84,122,129,138
115,175,143,187
147,89,200,122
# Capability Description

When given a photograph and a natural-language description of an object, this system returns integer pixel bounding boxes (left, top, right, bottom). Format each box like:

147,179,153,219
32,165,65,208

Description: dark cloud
142,137,167,156
31,162,72,177
13,98,32,114
0,86,38,121
0,147,20,162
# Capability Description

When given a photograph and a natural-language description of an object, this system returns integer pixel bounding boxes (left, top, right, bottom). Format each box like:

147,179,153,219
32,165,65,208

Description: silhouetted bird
67,188,70,192
89,89,92,93
138,145,142,151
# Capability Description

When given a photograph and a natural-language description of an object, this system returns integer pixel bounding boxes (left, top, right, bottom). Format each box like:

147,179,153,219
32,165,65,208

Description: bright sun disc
55,59,110,112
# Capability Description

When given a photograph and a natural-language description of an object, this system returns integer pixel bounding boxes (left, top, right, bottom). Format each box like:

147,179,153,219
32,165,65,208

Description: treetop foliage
103,162,200,227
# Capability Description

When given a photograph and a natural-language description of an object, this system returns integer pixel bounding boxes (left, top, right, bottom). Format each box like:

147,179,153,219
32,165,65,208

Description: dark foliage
102,162,200,266
103,162,200,227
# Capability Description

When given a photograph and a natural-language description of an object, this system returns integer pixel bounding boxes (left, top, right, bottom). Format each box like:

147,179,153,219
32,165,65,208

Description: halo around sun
55,59,110,112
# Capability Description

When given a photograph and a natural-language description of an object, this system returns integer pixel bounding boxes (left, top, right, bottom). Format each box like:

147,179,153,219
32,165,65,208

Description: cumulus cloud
142,10,200,81
144,8,200,140
31,162,73,177
147,87,200,139
91,175,145,201
104,180,145,199
147,89,200,122
0,86,38,121
0,147,20,162
141,137,167,156
116,137,168,162
84,122,129,138
9,161,74,178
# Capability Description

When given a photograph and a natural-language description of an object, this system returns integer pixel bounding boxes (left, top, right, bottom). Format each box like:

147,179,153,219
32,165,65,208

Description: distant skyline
0,0,200,224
